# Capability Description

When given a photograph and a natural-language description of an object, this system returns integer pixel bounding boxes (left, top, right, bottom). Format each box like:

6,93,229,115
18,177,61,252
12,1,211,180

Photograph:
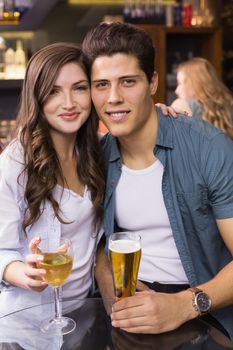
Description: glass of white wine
36,238,76,335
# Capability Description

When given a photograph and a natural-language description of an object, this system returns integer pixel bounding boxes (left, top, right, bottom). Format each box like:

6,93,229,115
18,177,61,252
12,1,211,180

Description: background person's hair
82,22,156,82
177,57,233,139
16,42,105,232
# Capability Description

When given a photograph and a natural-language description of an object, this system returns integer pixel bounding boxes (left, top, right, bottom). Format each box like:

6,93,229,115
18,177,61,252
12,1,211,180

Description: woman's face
43,62,91,138
175,70,193,100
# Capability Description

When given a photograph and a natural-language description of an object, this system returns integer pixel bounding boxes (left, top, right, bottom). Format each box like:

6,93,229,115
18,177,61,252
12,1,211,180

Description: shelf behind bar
0,79,23,89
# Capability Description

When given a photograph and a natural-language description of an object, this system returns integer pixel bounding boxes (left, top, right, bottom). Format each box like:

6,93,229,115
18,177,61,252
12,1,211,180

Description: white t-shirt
53,185,102,313
115,159,188,284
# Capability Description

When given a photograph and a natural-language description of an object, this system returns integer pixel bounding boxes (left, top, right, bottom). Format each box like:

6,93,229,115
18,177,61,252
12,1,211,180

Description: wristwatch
188,287,212,316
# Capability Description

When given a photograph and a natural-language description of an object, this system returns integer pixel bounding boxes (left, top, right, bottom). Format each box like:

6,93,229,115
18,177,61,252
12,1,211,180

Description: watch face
196,292,211,312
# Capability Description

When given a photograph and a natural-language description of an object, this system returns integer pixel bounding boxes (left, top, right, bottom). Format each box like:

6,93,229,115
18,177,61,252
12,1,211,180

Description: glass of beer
36,238,76,335
109,232,141,300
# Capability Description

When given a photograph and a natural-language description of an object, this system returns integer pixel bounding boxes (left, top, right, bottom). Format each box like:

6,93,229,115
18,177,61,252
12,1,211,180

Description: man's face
91,53,157,139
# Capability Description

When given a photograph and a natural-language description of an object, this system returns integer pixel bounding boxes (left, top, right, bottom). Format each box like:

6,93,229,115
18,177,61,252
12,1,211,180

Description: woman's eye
49,88,59,95
74,85,89,91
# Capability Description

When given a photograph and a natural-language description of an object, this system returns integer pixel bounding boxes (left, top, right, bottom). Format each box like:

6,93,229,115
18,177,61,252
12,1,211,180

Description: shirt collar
156,107,174,149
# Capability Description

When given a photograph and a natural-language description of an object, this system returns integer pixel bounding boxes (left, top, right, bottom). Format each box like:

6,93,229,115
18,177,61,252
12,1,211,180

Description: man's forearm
198,260,233,311
95,242,114,299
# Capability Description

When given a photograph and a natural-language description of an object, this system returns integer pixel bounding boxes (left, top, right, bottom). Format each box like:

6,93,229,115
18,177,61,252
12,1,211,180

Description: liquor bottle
183,3,192,27
3,0,15,20
5,46,15,79
15,39,26,79
0,36,6,79
123,0,132,22
135,0,144,23
154,0,165,25
144,0,154,23
0,0,4,20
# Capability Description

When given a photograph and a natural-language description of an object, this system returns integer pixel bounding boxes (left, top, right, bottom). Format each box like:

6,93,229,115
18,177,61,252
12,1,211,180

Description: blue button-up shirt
101,108,233,339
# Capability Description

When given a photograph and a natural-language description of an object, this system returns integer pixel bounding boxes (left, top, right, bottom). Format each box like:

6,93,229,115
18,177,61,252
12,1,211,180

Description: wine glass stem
54,287,62,320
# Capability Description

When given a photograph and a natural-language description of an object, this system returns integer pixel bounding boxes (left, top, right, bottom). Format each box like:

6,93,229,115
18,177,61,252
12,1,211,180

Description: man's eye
94,82,108,89
122,79,135,86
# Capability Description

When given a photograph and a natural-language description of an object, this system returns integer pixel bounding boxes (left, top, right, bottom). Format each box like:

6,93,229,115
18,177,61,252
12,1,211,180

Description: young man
82,22,233,338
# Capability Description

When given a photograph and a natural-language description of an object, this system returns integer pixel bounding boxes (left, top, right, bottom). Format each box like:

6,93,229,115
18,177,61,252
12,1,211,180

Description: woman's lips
59,112,79,121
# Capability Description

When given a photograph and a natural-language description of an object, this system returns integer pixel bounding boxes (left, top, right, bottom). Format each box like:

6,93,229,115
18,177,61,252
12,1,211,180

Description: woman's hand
3,236,48,291
155,103,178,117
156,102,191,117
23,236,48,292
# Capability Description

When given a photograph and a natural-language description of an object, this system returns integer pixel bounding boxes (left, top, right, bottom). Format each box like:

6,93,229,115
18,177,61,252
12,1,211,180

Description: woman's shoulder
0,139,24,176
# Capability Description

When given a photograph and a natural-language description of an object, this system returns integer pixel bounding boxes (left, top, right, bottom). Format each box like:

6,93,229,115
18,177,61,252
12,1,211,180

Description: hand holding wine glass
36,238,76,335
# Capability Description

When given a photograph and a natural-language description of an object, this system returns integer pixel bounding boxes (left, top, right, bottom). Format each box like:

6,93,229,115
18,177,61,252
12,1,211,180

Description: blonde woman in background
171,57,233,139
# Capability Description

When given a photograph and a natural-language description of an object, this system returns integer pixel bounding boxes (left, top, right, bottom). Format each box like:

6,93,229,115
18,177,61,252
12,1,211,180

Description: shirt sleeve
0,144,25,289
188,99,203,120
203,133,233,219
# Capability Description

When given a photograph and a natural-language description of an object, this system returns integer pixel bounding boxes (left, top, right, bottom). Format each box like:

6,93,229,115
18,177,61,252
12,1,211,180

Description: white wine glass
36,238,76,335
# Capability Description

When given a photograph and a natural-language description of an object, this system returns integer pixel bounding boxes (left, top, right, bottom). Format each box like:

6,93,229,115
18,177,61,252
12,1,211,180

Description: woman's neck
50,130,77,161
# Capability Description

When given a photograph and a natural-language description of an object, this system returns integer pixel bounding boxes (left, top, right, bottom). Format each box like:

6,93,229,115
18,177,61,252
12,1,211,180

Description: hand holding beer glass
36,238,76,335
109,232,141,300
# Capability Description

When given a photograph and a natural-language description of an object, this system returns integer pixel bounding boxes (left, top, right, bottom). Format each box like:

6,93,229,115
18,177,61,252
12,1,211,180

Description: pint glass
109,232,141,300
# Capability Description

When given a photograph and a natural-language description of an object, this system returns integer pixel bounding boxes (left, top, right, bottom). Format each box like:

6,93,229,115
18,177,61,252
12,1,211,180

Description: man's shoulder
172,114,224,141
169,115,233,169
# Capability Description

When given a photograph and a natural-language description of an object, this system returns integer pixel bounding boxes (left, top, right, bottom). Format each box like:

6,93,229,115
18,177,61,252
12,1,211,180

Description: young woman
171,57,233,139
0,43,105,316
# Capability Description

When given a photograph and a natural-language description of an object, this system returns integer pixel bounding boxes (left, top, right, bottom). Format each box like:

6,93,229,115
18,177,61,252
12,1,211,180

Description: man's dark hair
82,22,156,82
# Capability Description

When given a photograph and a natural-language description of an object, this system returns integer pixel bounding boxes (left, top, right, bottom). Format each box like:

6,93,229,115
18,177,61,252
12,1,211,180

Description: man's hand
111,290,195,334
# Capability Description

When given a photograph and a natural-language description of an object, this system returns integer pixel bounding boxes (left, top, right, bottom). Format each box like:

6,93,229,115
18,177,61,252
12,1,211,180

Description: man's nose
107,86,123,104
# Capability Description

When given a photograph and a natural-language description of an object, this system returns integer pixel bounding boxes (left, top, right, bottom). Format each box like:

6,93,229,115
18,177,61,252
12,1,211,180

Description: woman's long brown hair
16,42,105,233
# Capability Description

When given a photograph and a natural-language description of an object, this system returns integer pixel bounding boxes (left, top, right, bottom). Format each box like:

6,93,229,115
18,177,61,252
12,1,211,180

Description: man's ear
150,71,158,95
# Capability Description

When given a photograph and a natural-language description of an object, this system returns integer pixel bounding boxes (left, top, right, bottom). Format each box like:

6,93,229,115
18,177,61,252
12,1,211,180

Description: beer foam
109,239,140,253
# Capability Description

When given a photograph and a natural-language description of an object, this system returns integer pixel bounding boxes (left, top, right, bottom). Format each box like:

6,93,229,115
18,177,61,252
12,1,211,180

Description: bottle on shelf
3,0,15,21
144,0,154,23
15,39,26,79
4,45,15,79
0,36,6,79
0,0,4,20
165,4,174,27
135,0,144,22
154,0,165,25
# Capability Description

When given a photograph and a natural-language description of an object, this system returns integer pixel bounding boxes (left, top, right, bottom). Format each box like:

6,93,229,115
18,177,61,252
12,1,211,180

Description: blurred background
0,0,232,144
